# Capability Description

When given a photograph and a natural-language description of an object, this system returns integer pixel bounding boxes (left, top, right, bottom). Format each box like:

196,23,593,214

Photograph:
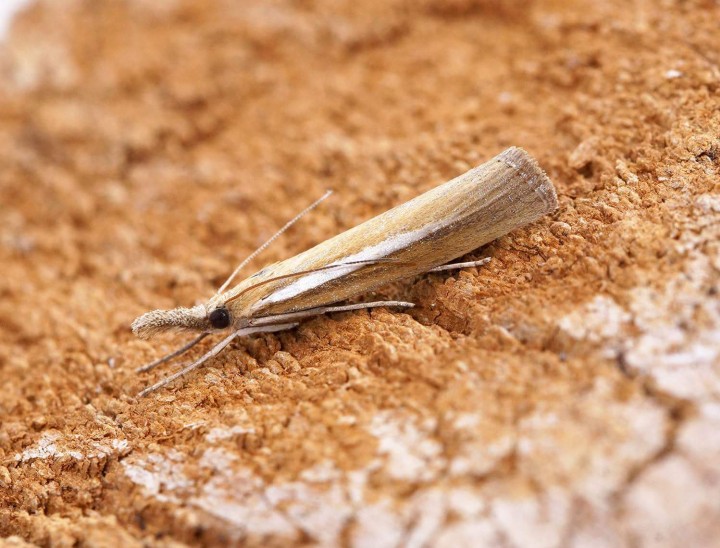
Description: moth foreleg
427,258,491,273
250,301,415,327
136,332,210,373
137,323,299,398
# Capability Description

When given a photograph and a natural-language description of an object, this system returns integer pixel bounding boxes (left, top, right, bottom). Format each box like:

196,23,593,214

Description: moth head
131,302,233,339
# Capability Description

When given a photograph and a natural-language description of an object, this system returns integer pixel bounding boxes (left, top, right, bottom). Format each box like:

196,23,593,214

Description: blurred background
0,0,28,38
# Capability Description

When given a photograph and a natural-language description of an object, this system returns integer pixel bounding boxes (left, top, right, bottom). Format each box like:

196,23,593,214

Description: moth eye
208,307,231,329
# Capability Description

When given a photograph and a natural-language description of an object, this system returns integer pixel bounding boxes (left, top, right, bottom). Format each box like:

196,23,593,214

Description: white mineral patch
88,438,129,457
492,489,572,548
695,194,720,213
566,505,625,548
434,520,500,548
265,480,352,546
369,411,444,482
517,379,666,502
558,294,630,349
198,447,237,470
623,455,720,546
626,254,720,400
194,474,296,539
448,413,515,477
15,432,68,461
205,425,255,443
299,460,344,482
677,402,720,462
122,450,192,504
445,487,487,518
194,450,354,545
124,446,358,545
15,432,129,462
402,490,448,548
351,502,405,548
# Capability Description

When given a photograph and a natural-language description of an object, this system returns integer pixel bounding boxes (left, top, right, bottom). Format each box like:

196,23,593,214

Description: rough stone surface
1,0,719,546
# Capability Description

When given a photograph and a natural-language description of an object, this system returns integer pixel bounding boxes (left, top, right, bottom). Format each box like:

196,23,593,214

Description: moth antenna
217,190,333,295
223,258,407,305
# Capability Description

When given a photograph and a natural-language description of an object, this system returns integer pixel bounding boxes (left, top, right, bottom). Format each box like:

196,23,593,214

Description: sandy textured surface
1,0,719,546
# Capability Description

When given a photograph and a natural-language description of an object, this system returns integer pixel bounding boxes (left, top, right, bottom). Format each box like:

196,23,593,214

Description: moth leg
427,258,491,273
311,300,415,315
137,323,298,398
250,300,415,327
136,332,210,373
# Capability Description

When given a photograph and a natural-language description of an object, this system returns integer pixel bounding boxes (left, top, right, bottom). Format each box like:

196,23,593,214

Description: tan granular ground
1,0,719,546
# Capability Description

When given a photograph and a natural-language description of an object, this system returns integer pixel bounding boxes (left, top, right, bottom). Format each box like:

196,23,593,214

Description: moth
132,147,557,396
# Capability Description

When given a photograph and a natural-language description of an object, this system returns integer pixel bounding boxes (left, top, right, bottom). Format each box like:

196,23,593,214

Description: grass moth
132,146,557,396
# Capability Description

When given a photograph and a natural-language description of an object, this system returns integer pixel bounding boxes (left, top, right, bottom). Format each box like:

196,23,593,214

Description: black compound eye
209,307,231,329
